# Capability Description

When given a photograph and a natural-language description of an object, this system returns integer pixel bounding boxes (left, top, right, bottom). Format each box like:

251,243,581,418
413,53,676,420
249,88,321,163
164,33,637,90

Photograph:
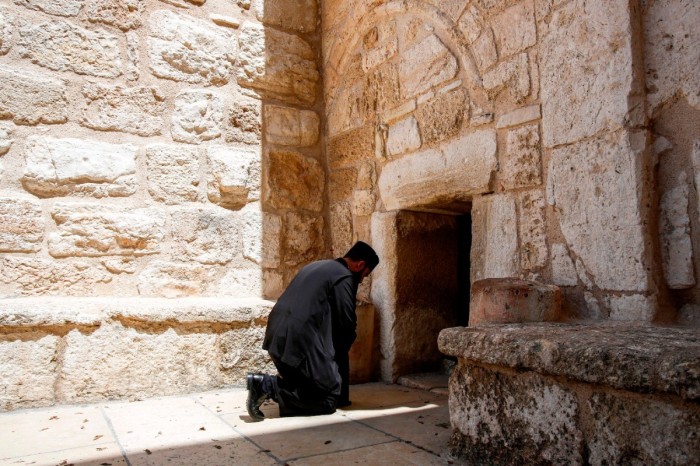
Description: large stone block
137,261,212,297
415,88,467,145
265,150,324,212
469,278,561,326
207,145,261,210
540,0,636,146
14,0,83,16
386,116,421,156
80,83,165,136
86,0,144,31
220,327,275,383
329,167,358,203
253,0,317,33
125,31,139,81
171,89,225,144
23,136,137,198
240,204,280,267
483,52,530,103
282,211,323,265
0,7,12,55
0,257,111,297
471,194,518,282
264,105,319,147
226,95,262,145
214,267,262,298
378,130,497,211
644,0,700,114
449,364,584,465
17,19,121,78
0,65,68,125
501,123,542,189
551,243,579,286
48,204,166,257
148,10,237,85
0,196,44,253
145,144,200,205
659,171,695,289
0,126,12,155
238,22,319,104
0,336,59,411
547,131,649,292
399,34,458,98
170,206,239,265
518,189,547,271
491,0,536,58
328,125,375,168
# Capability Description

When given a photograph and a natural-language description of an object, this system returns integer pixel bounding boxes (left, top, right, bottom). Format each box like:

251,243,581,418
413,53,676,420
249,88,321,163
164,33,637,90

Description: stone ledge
438,322,700,401
0,297,274,329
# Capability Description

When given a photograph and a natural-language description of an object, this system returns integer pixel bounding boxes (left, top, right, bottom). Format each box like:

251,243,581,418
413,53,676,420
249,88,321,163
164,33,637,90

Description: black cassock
262,258,357,416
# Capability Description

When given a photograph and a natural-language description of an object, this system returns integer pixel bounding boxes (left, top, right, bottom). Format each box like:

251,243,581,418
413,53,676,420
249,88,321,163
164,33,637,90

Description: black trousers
267,357,338,417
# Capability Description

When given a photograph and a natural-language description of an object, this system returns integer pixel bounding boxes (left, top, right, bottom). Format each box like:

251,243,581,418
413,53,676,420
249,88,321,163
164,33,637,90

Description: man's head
343,241,379,284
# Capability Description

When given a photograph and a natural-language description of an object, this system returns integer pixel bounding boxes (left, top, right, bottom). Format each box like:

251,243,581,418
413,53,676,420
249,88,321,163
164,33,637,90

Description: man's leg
274,360,337,417
335,350,351,407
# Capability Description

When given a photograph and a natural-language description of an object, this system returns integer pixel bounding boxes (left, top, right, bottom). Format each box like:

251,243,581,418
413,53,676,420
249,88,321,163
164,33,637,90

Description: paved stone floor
0,381,464,465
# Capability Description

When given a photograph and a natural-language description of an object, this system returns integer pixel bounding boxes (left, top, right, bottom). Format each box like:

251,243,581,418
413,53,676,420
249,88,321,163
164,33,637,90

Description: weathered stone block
264,105,319,147
605,294,656,321
171,90,224,144
207,145,261,210
547,131,649,292
330,202,353,256
48,204,166,257
226,95,262,145
458,4,484,44
81,83,165,136
0,126,12,155
501,123,542,189
415,88,467,145
220,327,275,383
148,10,237,85
0,6,12,55
399,34,457,98
328,125,375,168
0,196,44,253
471,28,497,74
0,65,68,125
491,0,536,58
137,261,212,297
0,336,59,411
471,194,518,282
483,52,530,102
540,0,636,146
265,150,324,212
386,116,421,156
329,167,358,203
17,19,121,78
215,267,262,298
551,243,578,286
87,0,143,31
240,205,280,267
469,278,561,326
659,171,695,289
519,189,547,270
496,104,540,129
23,136,137,198
238,22,318,105
170,206,239,265
253,0,317,33
448,364,584,465
0,257,111,297
282,211,323,265
14,0,83,16
378,130,497,211
125,31,139,81
145,144,200,205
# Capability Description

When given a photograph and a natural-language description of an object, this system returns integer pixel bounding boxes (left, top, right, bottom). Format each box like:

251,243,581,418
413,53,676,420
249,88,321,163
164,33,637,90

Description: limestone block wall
323,0,700,325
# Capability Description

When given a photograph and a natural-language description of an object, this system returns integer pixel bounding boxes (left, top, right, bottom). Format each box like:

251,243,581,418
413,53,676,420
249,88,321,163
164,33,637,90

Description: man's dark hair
345,241,380,271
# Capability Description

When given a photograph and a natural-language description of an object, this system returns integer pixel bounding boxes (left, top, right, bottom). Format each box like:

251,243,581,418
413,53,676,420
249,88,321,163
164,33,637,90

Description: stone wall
323,0,700,325
0,0,323,409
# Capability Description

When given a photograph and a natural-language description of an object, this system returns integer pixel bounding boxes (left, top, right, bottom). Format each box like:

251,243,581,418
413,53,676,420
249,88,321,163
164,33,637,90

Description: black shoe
246,373,267,421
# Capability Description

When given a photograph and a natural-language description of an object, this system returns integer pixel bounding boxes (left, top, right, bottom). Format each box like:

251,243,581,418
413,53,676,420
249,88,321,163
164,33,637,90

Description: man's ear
350,259,366,272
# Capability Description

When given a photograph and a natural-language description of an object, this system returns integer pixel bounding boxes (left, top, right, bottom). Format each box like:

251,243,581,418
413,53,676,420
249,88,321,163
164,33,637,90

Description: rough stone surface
145,144,200,205
220,327,275,383
399,34,457,99
449,363,584,465
547,131,648,292
328,167,358,203
17,19,121,78
415,88,467,145
540,0,636,146
0,65,68,125
86,0,144,31
148,10,237,85
518,189,547,271
606,294,657,322
0,257,111,297
282,211,323,265
0,126,12,156
264,105,320,147
23,136,137,198
48,204,166,257
265,150,324,212
328,126,375,168
0,196,44,253
501,124,541,190
237,22,318,104
125,31,139,81
659,171,695,289
0,336,58,411
207,145,261,210
496,104,541,129
483,52,530,103
0,7,12,55
240,205,280,267
137,261,212,297
439,322,700,400
81,83,165,137
170,206,239,265
491,0,536,58
226,95,262,145
215,267,262,298
551,243,578,286
469,278,562,326
471,194,518,282
379,130,497,211
471,27,498,74
171,90,224,144
386,116,421,156
13,0,83,16
253,0,317,33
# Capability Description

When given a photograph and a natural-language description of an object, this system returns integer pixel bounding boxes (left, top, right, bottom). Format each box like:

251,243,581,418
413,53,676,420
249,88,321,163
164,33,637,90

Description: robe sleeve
330,276,357,354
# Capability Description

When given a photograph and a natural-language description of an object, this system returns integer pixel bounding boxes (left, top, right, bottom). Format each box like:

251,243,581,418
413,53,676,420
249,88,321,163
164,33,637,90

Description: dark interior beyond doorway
393,209,471,377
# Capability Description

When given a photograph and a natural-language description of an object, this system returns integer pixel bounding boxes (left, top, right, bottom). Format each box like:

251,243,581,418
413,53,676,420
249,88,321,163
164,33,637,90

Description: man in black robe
246,241,379,421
